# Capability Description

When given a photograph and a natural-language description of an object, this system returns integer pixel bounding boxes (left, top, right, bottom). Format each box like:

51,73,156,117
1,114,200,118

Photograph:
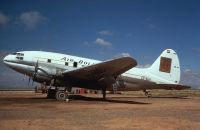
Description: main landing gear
47,84,107,101
143,90,152,98
47,88,56,99
47,87,70,102
55,90,69,102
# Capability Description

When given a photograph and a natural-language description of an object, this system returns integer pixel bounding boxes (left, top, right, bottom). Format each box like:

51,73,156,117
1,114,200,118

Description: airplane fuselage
3,50,179,92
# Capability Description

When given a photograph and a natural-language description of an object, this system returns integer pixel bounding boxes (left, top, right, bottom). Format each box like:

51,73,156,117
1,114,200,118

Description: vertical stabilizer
148,49,180,84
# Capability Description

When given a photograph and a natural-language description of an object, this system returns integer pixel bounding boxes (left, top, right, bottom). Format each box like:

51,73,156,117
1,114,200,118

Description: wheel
147,94,152,98
55,91,68,101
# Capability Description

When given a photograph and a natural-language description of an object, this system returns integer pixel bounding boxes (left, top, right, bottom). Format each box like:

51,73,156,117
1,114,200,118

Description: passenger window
47,59,51,63
73,62,77,67
65,62,68,66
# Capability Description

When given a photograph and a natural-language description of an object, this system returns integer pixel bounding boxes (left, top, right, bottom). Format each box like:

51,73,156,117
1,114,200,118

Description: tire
55,91,68,101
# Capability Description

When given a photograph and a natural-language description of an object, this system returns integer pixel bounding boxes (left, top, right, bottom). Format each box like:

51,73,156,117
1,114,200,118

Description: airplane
3,49,190,101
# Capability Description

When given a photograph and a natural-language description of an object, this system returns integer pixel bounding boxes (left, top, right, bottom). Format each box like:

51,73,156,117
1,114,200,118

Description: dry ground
0,90,199,130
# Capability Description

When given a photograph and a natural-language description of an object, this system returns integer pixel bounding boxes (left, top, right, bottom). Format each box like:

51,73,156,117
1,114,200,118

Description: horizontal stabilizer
153,84,191,90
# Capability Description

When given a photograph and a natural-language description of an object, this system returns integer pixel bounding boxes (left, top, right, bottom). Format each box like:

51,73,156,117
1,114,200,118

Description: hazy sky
0,0,200,88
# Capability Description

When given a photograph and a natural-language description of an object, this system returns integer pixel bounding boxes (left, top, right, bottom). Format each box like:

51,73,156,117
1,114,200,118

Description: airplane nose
3,55,11,64
3,55,13,67
3,55,8,62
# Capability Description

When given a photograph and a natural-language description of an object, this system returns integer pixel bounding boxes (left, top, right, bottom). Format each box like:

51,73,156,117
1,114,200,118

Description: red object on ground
80,88,86,94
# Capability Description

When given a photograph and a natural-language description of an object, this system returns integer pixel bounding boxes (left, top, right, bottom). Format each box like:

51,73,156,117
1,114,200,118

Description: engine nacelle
113,80,125,88
33,66,56,84
111,79,144,91
34,74,51,83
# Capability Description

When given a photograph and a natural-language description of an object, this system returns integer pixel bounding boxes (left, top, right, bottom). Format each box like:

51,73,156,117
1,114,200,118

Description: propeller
27,60,39,87
32,60,39,86
27,60,52,87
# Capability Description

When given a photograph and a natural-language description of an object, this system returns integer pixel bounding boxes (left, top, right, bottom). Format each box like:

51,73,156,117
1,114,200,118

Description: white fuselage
3,51,176,85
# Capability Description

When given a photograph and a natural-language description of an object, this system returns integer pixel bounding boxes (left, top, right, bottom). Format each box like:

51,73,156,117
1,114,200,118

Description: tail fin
148,49,180,84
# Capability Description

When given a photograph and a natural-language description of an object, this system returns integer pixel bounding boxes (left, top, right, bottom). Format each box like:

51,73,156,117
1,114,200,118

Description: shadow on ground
69,95,151,105
0,95,151,105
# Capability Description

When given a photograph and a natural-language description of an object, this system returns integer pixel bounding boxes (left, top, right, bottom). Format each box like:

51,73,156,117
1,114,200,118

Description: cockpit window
13,53,24,56
11,52,17,55
15,52,24,60
11,52,24,56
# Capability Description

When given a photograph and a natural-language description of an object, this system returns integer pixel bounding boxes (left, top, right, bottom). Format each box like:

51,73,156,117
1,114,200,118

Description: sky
0,0,200,88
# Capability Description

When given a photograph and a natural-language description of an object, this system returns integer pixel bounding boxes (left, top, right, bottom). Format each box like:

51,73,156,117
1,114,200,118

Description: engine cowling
34,70,50,82
111,80,126,92
113,80,125,88
33,66,56,83
111,79,144,91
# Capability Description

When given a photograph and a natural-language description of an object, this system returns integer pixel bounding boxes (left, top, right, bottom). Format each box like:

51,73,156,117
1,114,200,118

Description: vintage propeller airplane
3,49,190,101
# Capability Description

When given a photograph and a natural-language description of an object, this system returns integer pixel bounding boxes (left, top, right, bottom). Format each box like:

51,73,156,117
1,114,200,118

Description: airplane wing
62,56,137,81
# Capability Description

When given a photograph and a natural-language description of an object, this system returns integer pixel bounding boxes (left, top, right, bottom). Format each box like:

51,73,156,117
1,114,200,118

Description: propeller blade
32,60,39,82
32,80,34,87
35,60,38,71
23,74,26,81
28,77,31,86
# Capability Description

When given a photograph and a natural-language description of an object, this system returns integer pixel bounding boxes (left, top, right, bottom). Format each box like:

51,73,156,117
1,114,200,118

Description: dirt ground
0,91,199,130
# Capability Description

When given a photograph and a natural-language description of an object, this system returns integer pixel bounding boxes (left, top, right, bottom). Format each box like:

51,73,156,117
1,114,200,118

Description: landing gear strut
47,79,56,99
102,87,106,100
144,90,152,98
47,88,56,99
